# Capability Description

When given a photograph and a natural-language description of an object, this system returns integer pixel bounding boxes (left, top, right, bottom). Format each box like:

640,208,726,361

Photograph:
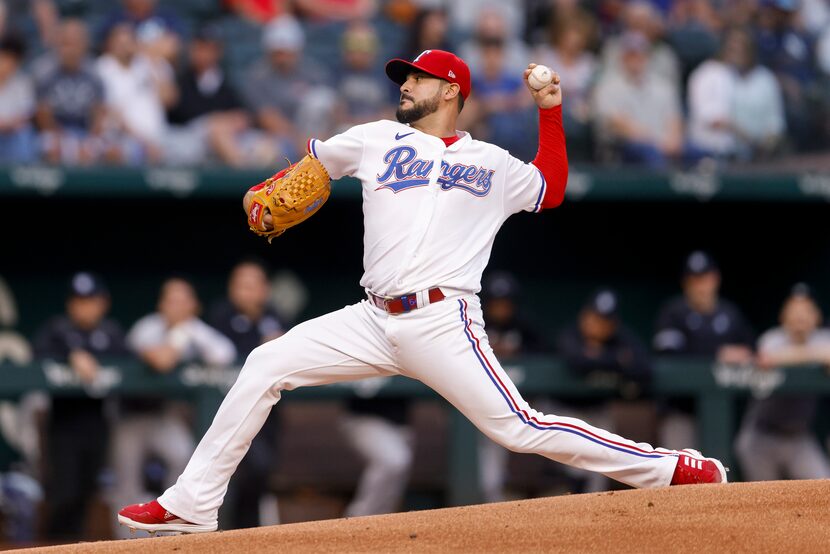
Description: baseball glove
247,155,331,242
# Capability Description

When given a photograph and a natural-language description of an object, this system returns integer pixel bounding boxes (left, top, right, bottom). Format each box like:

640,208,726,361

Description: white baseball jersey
308,120,548,297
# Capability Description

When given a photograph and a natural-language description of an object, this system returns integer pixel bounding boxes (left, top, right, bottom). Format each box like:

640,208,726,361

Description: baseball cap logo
385,49,471,100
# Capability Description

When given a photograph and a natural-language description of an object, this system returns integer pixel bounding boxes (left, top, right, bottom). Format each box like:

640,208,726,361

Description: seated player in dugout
111,276,236,538
553,288,653,493
735,284,830,482
477,270,546,503
208,259,285,529
653,250,754,451
119,50,728,534
33,272,128,541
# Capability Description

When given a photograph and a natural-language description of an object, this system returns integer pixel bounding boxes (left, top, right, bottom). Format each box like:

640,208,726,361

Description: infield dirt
14,480,830,553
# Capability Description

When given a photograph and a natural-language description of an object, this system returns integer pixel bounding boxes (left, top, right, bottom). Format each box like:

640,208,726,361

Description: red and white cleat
670,449,728,485
117,500,217,534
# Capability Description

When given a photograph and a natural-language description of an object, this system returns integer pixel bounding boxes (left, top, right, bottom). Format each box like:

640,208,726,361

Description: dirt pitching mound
17,480,830,553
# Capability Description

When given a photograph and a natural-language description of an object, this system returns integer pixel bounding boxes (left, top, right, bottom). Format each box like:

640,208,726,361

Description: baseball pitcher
118,50,727,534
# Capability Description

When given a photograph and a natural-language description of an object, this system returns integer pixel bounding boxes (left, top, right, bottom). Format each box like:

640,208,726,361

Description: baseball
528,64,553,90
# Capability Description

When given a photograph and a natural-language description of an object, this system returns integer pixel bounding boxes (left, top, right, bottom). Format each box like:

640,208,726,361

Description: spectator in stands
687,27,785,161
96,23,176,164
755,0,817,151
814,7,830,144
459,6,530,77
400,7,452,63
592,31,684,167
555,288,652,492
600,0,681,93
448,0,524,44
477,271,545,503
818,17,830,74
335,21,393,130
33,19,109,165
112,277,235,537
665,0,723,78
522,0,577,45
797,0,830,38
735,284,830,481
381,0,419,27
467,33,536,160
719,0,762,28
208,260,284,529
534,8,598,161
294,0,378,21
244,15,335,159
653,250,754,450
98,0,185,66
33,272,127,540
223,0,288,25
167,25,270,167
0,34,36,163
0,0,60,52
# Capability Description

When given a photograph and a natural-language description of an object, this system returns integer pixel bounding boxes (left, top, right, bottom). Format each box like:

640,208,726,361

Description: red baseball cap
385,49,471,99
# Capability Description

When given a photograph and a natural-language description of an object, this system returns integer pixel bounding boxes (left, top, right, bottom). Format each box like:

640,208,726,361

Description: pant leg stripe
458,299,674,459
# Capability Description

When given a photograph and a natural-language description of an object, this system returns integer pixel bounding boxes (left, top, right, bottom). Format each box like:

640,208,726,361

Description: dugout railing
0,358,827,505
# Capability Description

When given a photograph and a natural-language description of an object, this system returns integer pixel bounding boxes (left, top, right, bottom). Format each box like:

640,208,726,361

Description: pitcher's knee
242,342,293,383
244,342,278,368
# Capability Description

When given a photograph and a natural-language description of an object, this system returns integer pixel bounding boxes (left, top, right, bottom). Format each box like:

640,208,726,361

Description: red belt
368,288,445,314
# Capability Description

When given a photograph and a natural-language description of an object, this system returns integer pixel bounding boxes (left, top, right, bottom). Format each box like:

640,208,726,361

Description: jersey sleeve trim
307,138,319,159
532,166,547,213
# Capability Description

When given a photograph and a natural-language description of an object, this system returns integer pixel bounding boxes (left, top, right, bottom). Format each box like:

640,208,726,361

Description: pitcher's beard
396,93,441,124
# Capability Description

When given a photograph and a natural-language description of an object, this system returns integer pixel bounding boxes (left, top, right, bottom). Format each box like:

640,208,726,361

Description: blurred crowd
1,0,830,168
0,249,829,542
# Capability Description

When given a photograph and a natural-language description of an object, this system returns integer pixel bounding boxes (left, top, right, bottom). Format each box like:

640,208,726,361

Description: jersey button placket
409,154,442,271
394,149,441,288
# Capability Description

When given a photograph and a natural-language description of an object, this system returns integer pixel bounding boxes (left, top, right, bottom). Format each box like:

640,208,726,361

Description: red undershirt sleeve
531,105,568,209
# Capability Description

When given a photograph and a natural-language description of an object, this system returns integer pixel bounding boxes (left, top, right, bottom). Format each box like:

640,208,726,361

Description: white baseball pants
158,295,679,525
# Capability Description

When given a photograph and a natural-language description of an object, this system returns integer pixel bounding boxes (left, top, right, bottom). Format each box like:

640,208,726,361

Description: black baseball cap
790,282,814,300
584,288,619,319
68,272,108,298
683,250,719,276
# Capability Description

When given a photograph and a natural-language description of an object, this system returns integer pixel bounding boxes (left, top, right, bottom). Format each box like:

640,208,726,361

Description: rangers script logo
375,145,494,197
